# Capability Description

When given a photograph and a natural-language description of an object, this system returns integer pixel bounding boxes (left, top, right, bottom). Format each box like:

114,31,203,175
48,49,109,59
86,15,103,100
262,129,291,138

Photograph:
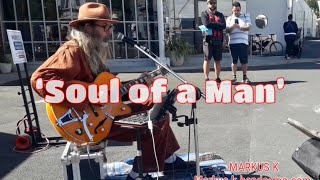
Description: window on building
32,23,46,41
16,0,29,21
18,23,31,41
34,43,47,61
3,23,16,43
44,0,58,20
30,0,43,20
2,0,15,21
1,0,161,61
46,23,60,41
0,24,3,55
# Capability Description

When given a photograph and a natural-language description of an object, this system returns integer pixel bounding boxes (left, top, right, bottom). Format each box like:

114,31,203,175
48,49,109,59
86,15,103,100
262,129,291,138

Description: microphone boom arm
133,44,206,99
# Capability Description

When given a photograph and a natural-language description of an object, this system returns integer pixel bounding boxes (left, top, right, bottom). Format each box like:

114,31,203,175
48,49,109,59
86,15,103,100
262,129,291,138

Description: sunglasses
208,2,216,5
95,24,114,31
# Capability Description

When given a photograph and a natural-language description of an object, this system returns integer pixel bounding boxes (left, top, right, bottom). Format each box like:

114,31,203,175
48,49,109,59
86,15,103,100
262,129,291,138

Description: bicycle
251,34,284,56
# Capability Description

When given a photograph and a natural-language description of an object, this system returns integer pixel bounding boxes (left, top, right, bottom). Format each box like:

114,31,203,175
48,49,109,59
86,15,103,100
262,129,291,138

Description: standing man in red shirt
201,0,226,83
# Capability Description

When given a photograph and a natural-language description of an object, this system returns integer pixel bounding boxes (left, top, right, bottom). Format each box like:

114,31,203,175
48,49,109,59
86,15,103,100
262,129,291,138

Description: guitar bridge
56,109,78,127
56,108,94,141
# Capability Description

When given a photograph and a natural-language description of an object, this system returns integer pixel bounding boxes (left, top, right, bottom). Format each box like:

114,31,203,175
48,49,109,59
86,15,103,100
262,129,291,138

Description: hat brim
69,18,119,28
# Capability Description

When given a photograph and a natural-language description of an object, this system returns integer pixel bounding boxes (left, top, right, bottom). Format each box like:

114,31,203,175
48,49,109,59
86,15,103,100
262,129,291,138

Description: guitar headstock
149,65,169,78
135,65,170,86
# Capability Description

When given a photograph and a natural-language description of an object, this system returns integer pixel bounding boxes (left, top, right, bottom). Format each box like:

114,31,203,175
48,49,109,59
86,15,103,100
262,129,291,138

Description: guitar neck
119,69,163,97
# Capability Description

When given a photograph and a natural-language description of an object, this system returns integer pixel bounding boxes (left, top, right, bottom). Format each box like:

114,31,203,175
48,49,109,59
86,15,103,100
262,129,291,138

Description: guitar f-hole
94,117,107,134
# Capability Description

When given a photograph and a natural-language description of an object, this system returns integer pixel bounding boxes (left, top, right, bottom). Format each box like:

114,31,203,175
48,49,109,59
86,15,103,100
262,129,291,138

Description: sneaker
232,77,237,84
215,78,221,84
164,156,196,172
242,78,251,84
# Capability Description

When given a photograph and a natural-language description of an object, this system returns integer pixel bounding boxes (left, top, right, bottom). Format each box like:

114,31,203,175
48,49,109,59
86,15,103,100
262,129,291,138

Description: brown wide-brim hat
69,2,118,28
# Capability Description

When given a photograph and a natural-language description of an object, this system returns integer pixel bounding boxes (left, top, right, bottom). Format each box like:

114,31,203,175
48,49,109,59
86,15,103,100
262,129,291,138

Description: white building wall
246,0,288,46
166,0,246,29
291,0,317,37
166,0,317,46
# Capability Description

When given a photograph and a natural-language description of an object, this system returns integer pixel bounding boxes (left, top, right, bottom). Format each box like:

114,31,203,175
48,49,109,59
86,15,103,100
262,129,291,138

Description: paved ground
1,40,320,180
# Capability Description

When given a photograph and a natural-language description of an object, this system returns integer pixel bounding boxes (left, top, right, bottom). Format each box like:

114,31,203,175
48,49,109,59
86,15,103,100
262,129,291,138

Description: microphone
116,32,139,47
116,32,151,54
116,32,173,70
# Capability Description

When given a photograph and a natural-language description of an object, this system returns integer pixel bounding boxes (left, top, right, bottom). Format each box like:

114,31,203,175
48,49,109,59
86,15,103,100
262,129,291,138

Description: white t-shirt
226,13,251,45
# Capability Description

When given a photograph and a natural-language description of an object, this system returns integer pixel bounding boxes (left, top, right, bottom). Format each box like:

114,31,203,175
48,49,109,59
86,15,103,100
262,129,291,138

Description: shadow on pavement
248,61,320,71
106,140,133,146
247,80,306,86
0,77,28,86
0,132,32,179
174,60,320,73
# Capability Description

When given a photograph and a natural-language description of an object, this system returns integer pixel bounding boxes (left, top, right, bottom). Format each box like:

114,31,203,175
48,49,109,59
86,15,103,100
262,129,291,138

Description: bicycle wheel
269,42,283,56
251,41,261,55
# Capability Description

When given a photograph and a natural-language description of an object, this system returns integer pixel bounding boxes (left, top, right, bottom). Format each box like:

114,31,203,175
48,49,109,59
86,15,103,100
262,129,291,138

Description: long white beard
69,28,108,76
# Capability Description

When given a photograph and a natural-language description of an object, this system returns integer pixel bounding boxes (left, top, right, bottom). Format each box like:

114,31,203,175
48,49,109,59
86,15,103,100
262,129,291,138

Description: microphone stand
132,44,204,178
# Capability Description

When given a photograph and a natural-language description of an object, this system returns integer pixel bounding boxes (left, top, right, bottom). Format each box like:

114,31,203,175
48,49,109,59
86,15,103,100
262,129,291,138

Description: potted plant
166,36,195,67
0,54,12,73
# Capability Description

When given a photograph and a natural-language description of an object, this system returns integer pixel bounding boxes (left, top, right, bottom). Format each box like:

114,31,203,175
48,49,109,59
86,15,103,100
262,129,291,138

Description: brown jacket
31,40,107,110
31,40,97,96
31,40,180,172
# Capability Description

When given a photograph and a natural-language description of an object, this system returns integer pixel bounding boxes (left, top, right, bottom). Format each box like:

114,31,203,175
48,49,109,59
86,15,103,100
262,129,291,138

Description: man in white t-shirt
226,1,251,84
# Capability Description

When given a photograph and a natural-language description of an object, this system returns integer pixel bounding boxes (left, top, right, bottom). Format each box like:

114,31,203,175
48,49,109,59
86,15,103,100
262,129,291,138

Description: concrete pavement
1,49,320,179
0,53,318,86
1,61,320,179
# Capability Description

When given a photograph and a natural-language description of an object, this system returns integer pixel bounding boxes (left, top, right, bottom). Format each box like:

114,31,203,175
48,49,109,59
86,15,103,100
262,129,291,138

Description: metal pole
291,0,294,15
136,129,144,179
311,10,314,37
192,104,200,178
157,0,166,64
194,0,199,28
303,11,305,38
173,0,176,28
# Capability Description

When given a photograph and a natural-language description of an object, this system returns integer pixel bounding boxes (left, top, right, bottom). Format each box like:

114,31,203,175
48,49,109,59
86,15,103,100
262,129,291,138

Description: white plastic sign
6,29,27,64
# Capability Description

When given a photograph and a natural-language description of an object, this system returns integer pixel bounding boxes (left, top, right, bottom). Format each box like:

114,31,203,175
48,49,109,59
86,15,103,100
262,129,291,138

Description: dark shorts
203,42,223,61
229,43,248,64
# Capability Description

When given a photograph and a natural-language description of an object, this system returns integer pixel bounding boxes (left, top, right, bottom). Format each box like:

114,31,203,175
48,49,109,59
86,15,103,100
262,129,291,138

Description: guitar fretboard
119,68,164,97
120,78,147,96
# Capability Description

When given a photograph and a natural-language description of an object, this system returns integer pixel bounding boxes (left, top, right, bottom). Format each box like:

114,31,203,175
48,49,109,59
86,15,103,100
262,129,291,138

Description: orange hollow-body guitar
46,68,166,145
